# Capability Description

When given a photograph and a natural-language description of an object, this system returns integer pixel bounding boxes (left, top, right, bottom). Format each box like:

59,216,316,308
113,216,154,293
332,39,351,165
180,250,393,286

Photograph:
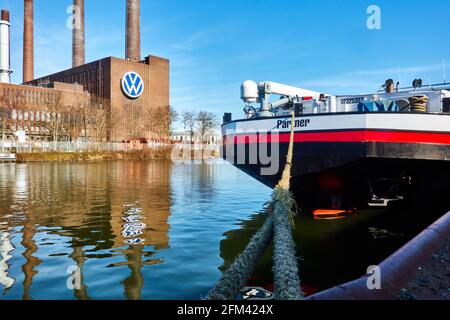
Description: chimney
0,10,11,83
126,0,141,61
72,0,85,67
23,0,34,83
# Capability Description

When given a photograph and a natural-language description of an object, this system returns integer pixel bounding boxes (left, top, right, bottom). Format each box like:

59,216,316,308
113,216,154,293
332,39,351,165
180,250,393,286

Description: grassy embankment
16,148,174,162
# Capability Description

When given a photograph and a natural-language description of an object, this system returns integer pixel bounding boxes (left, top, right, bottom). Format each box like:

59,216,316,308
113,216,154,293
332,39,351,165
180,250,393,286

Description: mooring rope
272,112,303,299
207,213,275,300
208,112,302,300
272,188,303,300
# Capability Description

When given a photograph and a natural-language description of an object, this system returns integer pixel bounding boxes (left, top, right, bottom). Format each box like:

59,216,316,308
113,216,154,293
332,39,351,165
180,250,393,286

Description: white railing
0,141,171,153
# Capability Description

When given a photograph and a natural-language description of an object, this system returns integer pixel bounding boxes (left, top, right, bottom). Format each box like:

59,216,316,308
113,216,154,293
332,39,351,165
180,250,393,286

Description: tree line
0,89,220,144
179,110,220,145
0,91,117,142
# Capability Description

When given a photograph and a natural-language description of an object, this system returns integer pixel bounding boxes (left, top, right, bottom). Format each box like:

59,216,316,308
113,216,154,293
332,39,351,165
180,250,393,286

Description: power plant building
0,0,170,143
28,55,170,142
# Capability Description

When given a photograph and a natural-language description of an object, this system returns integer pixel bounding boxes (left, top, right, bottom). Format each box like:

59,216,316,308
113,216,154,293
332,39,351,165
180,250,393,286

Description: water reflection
0,160,280,300
219,200,447,294
122,205,146,245
69,243,89,300
0,231,15,290
110,162,171,250
0,160,447,299
0,161,175,299
21,211,42,300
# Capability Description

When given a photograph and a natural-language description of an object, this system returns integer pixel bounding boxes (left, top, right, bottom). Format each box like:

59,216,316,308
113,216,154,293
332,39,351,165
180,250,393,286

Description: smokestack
23,0,34,83
0,10,11,83
126,0,141,61
72,0,85,67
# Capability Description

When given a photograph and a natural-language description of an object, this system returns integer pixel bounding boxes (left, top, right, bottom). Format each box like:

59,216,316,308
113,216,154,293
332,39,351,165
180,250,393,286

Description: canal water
0,160,445,299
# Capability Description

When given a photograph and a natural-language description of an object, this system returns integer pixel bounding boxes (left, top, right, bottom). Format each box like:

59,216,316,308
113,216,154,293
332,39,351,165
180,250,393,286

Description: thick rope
207,213,274,300
276,112,295,191
272,112,303,300
272,188,303,299
208,112,301,300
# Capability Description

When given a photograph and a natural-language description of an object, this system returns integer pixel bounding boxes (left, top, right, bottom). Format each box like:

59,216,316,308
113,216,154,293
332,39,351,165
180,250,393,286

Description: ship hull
222,113,450,212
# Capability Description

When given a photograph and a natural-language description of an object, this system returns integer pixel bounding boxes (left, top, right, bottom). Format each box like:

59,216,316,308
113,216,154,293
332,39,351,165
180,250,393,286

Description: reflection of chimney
126,0,141,61
23,0,34,83
0,10,12,83
72,0,85,67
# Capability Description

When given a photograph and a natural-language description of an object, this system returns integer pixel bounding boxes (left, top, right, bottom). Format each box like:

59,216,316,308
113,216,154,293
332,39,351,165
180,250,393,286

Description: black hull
223,141,450,212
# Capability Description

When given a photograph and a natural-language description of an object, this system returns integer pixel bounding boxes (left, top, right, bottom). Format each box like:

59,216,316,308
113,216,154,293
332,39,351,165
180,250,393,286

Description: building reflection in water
0,164,18,294
0,161,172,300
110,161,172,250
69,242,89,300
109,161,171,300
21,210,42,300
121,245,144,300
0,231,15,290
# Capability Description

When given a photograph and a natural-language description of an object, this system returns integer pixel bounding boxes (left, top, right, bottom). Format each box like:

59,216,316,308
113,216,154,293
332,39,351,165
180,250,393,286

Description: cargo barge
222,79,450,212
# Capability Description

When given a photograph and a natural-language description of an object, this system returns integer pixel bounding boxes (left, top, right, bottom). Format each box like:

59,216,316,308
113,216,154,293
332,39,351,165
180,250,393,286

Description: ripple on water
0,160,273,299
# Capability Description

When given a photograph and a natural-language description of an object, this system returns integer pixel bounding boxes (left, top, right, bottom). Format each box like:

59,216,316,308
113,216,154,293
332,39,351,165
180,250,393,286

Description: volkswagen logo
121,71,144,99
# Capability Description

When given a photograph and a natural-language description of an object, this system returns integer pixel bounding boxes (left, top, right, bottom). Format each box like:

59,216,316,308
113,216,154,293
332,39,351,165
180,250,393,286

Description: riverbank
0,160,273,299
15,148,174,162
398,239,449,300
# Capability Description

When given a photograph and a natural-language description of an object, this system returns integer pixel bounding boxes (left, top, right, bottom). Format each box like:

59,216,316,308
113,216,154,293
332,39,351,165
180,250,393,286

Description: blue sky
2,0,450,125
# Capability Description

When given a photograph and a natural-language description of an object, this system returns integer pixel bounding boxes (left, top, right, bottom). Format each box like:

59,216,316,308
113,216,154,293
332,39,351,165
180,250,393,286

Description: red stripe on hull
224,130,450,145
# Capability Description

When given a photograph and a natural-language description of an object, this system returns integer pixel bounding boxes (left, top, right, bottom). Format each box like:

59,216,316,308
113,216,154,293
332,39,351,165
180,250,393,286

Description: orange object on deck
313,209,346,216
313,209,347,220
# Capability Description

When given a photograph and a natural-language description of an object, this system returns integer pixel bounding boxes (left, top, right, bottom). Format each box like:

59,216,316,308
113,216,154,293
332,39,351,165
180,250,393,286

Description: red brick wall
27,55,170,142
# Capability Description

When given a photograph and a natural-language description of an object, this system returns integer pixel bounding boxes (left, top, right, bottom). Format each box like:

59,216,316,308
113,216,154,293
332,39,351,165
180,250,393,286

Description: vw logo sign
121,71,144,99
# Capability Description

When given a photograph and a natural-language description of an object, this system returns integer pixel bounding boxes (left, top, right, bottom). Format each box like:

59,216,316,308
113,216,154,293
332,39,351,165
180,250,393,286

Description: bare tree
159,106,178,142
169,106,179,135
181,111,196,144
194,111,220,159
195,111,219,146
0,91,15,141
65,99,85,142
41,93,67,142
145,106,158,141
124,103,145,141
79,98,91,142
145,106,178,143
89,98,120,142
145,107,165,141
0,90,27,140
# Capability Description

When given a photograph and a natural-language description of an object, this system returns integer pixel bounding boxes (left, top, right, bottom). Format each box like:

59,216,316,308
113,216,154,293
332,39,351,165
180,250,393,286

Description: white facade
171,130,221,145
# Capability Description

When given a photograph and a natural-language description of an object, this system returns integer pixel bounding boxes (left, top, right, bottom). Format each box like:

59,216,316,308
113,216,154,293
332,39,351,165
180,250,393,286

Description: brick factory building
28,55,170,142
0,0,170,143
0,81,90,141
